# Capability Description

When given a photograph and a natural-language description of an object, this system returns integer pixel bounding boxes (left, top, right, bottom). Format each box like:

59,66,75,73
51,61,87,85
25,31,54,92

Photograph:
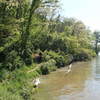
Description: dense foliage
0,0,96,99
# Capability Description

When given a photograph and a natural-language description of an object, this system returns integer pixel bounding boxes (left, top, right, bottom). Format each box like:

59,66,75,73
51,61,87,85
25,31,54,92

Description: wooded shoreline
0,0,96,99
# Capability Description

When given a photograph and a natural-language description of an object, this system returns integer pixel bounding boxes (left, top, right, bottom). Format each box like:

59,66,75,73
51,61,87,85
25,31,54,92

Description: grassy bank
0,49,96,100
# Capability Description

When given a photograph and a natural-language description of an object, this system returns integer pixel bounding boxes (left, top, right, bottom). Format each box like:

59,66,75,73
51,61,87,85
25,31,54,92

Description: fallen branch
27,64,42,73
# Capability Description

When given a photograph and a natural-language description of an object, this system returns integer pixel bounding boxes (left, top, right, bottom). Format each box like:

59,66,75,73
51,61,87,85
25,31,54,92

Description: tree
94,31,100,54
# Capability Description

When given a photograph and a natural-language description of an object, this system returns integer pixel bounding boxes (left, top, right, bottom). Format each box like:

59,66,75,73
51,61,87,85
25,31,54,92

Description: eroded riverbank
33,56,100,100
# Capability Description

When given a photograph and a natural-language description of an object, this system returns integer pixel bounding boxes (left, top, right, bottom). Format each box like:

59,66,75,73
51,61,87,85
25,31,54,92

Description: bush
73,48,96,61
20,48,33,66
40,59,57,75
43,51,71,68
4,50,24,71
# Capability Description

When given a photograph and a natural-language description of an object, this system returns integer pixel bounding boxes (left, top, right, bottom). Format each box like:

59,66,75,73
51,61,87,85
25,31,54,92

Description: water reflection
34,56,100,100
95,55,100,81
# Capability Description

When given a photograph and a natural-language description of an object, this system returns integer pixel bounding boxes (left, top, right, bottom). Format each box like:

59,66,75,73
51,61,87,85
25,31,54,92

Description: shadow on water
33,54,100,100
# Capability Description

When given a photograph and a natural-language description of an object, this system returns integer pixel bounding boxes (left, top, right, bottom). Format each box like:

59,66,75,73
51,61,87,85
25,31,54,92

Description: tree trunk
21,0,40,48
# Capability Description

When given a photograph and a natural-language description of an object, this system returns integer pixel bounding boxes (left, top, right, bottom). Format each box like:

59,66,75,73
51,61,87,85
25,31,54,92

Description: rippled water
34,55,100,100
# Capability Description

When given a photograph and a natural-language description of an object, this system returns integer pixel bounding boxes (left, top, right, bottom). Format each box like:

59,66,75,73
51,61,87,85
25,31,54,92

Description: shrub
20,48,33,66
40,59,57,75
43,51,71,68
4,50,24,71
73,48,96,61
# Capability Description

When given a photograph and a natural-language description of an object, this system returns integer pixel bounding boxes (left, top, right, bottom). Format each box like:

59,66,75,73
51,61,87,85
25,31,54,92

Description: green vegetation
0,0,96,99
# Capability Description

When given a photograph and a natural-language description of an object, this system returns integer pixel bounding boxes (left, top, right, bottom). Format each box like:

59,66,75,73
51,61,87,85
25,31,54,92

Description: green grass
0,64,40,100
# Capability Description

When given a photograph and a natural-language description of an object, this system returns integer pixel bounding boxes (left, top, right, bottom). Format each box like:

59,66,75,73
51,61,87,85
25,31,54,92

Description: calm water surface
34,55,100,100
